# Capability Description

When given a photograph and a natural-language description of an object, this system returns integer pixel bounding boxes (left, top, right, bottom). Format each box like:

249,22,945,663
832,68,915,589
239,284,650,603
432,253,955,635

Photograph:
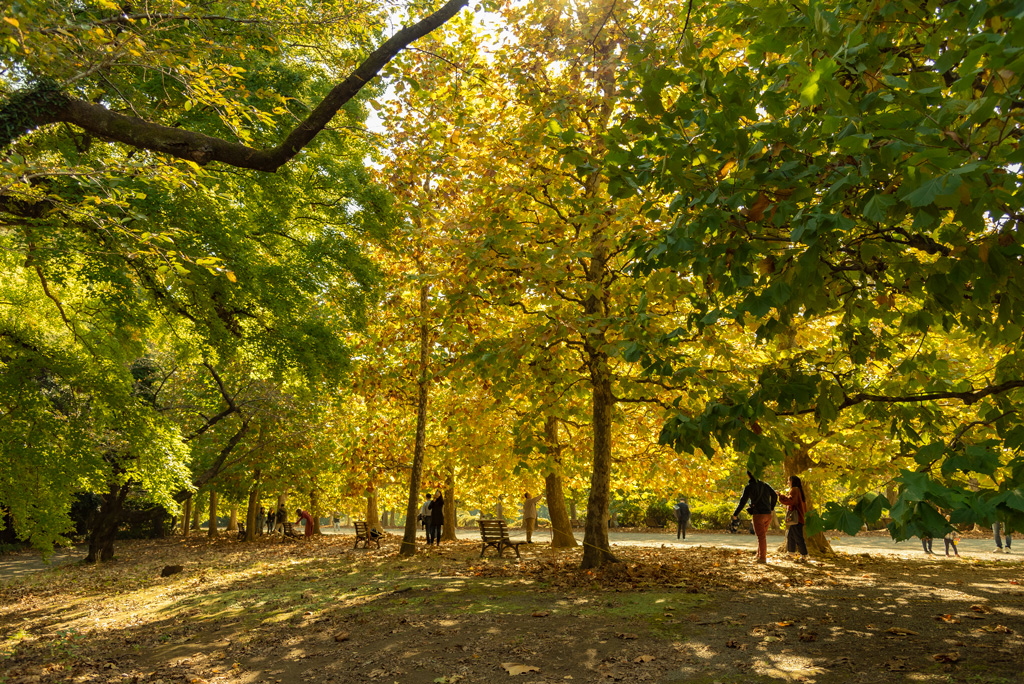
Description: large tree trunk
245,469,260,542
85,481,129,563
182,496,193,538
208,491,219,538
569,498,579,527
783,439,834,556
544,416,578,549
367,488,383,533
227,505,238,532
400,281,431,556
442,464,457,541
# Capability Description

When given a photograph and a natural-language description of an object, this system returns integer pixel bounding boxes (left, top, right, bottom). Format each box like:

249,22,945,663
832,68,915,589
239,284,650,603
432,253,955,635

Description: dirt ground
1,534,1022,684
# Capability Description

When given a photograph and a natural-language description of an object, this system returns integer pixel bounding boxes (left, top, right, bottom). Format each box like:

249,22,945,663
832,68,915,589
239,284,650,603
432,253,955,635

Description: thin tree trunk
245,468,260,542
208,491,219,538
569,498,578,527
496,499,504,521
442,464,457,541
400,281,431,556
311,488,321,535
191,493,202,531
227,505,238,532
182,496,193,538
544,416,578,548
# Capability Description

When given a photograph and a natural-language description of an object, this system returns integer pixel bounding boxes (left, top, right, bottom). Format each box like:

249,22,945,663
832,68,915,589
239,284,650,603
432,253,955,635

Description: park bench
353,521,380,549
282,521,303,539
478,519,523,559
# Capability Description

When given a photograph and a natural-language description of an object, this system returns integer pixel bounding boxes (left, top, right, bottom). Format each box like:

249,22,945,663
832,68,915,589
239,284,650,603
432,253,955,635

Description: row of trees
2,0,1022,566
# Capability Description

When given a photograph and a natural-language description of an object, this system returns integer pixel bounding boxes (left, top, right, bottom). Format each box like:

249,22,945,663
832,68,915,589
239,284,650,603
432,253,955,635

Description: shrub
645,500,674,528
690,502,737,530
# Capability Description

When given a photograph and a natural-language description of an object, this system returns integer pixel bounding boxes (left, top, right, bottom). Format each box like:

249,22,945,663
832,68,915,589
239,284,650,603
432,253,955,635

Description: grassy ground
1,533,1022,683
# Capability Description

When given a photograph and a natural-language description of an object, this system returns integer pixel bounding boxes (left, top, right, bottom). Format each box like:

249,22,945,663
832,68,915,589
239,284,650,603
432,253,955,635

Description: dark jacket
734,478,777,517
429,495,445,524
674,501,690,522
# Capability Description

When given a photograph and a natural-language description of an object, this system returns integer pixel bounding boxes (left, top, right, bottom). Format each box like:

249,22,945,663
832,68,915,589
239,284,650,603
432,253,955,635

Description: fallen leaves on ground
502,663,540,676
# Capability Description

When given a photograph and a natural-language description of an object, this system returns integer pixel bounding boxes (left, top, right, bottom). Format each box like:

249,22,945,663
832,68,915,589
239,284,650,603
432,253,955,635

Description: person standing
419,494,432,536
255,506,266,536
427,491,444,546
993,520,1012,553
274,503,287,535
673,497,691,540
732,471,777,564
295,508,314,538
778,476,808,559
523,491,543,543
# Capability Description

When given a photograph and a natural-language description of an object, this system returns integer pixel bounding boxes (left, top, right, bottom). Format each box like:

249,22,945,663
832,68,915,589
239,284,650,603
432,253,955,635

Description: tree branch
5,0,468,171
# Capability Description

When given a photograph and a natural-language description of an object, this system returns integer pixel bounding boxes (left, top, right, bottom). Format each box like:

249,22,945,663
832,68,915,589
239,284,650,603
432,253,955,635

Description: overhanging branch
5,0,468,171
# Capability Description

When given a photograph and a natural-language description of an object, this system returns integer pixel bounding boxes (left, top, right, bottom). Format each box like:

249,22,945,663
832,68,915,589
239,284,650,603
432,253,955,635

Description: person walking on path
732,471,777,564
993,520,1012,553
778,476,808,559
673,497,691,540
944,525,960,557
921,536,934,554
427,491,445,546
295,508,314,538
523,491,543,543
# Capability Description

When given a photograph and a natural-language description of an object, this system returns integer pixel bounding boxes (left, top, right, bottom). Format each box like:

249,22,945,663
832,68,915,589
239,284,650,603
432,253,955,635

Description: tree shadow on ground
0,536,1021,684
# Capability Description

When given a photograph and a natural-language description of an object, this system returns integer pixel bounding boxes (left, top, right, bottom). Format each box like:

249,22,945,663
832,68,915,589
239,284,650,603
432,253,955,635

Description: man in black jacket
732,471,777,564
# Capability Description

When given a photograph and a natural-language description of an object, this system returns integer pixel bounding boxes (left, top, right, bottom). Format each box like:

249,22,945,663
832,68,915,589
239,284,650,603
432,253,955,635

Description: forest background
1,0,1023,569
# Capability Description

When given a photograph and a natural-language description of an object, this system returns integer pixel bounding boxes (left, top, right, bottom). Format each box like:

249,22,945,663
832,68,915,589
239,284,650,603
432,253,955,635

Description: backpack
747,481,777,514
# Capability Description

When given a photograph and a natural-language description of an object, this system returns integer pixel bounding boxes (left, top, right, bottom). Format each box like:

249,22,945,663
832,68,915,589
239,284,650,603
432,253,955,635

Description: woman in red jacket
779,476,808,559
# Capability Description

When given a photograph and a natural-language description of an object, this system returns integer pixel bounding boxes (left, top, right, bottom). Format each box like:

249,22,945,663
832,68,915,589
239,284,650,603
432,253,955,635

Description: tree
2,0,469,170
609,0,1024,536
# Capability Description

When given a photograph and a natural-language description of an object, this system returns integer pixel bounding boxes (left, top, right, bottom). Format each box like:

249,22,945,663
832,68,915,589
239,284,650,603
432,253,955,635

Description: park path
2,527,1017,581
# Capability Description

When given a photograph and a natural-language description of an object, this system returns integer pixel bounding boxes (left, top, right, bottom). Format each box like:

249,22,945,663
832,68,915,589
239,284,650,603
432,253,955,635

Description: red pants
753,514,772,562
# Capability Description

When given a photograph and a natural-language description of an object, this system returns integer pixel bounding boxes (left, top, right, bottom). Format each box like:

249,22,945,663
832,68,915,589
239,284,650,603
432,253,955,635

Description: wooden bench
282,521,303,539
353,521,380,549
478,519,522,559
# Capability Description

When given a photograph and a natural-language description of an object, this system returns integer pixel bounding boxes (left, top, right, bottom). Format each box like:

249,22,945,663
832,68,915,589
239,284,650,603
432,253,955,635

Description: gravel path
2,527,1016,582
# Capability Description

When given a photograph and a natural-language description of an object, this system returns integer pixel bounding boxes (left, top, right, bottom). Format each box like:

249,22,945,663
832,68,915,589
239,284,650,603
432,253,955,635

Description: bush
645,501,674,528
690,502,737,530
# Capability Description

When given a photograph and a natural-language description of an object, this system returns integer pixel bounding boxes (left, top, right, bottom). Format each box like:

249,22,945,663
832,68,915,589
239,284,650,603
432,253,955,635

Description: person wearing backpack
732,470,778,564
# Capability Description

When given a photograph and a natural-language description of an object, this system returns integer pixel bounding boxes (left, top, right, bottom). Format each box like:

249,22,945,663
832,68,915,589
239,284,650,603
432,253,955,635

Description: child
944,517,961,557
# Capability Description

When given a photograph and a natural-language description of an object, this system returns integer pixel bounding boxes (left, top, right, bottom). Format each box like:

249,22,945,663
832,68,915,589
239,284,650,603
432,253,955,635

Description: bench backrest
478,519,510,541
354,520,369,536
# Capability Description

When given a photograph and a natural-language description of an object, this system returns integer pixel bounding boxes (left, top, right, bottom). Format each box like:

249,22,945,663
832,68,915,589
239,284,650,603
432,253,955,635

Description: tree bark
85,481,129,563
208,491,219,538
227,504,238,532
442,464,457,541
544,416,578,548
367,488,383,533
400,281,431,556
496,498,504,521
569,498,579,527
191,493,202,531
311,488,321,535
182,496,193,538
4,1,469,170
245,469,260,542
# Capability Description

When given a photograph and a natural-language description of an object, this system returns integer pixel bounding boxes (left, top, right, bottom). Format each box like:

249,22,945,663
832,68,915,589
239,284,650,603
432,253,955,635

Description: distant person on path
255,506,266,536
419,494,432,535
944,520,960,558
427,491,444,546
673,497,690,540
274,504,287,534
295,508,314,538
921,536,934,554
523,491,543,543
993,520,1012,553
778,476,808,559
732,471,777,564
